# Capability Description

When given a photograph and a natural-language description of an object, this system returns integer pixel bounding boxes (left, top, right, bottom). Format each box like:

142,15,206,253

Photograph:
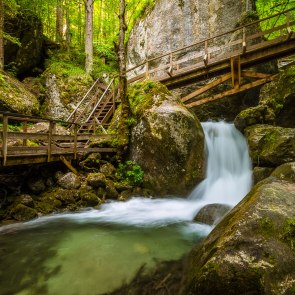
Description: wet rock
27,178,46,194
86,172,106,188
271,162,295,183
244,125,295,166
97,187,107,200
105,179,119,199
193,203,232,225
57,172,81,189
100,162,116,178
118,190,133,201
54,171,64,181
54,188,76,206
253,167,274,184
180,178,295,295
114,182,133,192
128,81,205,196
16,194,34,208
11,204,38,221
35,191,62,214
79,192,100,207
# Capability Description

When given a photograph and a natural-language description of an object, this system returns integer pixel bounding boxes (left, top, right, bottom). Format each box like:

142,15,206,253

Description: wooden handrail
66,77,100,122
126,7,295,74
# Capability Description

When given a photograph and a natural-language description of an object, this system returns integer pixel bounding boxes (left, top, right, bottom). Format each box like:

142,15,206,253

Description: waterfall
19,121,252,230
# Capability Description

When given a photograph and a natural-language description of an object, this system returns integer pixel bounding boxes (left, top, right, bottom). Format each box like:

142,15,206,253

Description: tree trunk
0,0,4,70
56,0,64,43
85,0,94,74
117,0,130,146
65,0,70,51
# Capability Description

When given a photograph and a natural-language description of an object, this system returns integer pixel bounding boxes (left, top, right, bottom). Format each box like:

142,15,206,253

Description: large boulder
41,62,93,120
4,9,44,78
235,65,295,131
180,176,295,295
244,124,295,166
0,71,39,114
128,81,205,196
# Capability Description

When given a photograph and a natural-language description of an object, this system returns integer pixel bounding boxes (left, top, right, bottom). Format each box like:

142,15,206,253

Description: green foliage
256,0,295,40
116,160,144,186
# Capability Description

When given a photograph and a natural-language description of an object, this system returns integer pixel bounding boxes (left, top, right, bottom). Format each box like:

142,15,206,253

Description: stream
0,122,252,295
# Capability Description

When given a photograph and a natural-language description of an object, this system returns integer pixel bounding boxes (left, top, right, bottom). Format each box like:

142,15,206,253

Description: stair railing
66,78,100,122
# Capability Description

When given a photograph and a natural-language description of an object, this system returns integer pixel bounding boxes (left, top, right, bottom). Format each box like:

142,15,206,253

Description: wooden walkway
0,112,116,167
127,8,295,107
1,8,294,167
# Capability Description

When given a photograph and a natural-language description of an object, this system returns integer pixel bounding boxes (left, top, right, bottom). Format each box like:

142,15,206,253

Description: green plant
116,160,144,186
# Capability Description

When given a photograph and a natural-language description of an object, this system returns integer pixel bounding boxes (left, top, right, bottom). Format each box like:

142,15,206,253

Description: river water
0,122,252,295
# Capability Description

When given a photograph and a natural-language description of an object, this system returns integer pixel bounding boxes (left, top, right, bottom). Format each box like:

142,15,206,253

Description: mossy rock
271,162,295,183
180,178,295,295
86,172,106,188
105,179,119,199
11,204,38,221
245,125,295,166
253,167,274,184
129,81,205,196
79,192,100,207
0,71,39,114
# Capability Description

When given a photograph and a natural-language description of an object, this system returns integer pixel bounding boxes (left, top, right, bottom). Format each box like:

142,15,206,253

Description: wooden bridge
127,7,295,108
0,8,294,167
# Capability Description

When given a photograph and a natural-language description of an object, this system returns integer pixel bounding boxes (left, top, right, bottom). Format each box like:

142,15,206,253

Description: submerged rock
194,203,231,225
128,81,205,196
244,124,295,166
180,177,295,295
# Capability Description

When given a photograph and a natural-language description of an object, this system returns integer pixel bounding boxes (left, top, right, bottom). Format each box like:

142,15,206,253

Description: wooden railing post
145,61,150,79
2,114,8,166
242,27,247,54
204,40,208,66
23,121,27,146
167,53,173,77
48,121,55,162
286,12,293,40
74,124,77,160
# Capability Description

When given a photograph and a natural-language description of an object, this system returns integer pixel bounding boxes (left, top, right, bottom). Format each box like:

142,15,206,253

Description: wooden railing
0,112,116,166
126,7,295,83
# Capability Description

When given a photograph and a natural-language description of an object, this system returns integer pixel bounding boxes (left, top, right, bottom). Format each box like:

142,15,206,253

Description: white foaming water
0,122,252,232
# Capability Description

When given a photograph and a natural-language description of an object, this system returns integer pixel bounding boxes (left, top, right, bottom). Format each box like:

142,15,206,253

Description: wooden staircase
67,78,118,134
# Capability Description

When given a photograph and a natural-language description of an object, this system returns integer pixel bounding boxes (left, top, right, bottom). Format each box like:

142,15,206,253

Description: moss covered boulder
128,81,205,196
244,124,295,166
180,177,295,295
41,60,93,120
0,71,39,114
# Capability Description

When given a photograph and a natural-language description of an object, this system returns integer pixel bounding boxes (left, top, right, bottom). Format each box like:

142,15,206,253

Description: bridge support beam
231,55,241,89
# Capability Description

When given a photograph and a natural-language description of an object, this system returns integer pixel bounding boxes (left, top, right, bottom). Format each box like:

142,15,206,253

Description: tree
0,0,4,70
56,0,63,42
85,0,94,73
117,0,131,146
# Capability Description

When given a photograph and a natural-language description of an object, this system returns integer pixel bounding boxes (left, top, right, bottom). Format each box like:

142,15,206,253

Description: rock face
194,203,231,225
127,0,247,69
235,65,295,132
181,176,295,295
128,81,205,196
4,10,45,78
244,124,295,166
0,71,39,114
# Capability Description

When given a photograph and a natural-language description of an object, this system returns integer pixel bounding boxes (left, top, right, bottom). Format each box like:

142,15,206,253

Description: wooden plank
2,115,8,166
181,73,232,103
186,75,277,108
241,70,272,79
77,148,117,153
